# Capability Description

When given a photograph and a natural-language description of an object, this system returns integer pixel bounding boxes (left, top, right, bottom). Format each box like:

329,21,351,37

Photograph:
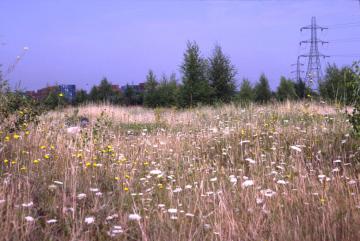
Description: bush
348,62,360,137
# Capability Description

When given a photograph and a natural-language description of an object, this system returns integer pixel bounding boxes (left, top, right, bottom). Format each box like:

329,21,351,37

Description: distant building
26,84,76,102
111,85,121,93
59,84,76,102
120,83,145,93
26,86,58,100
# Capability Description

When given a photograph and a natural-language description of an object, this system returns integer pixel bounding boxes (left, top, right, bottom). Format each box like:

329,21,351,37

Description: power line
327,37,360,42
329,54,360,58
326,21,360,27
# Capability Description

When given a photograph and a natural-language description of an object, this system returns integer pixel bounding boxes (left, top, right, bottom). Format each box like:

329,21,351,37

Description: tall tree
89,78,122,104
319,64,357,104
208,45,237,103
75,89,88,105
123,84,135,106
237,79,254,103
294,78,307,99
144,70,159,108
179,41,212,107
157,74,179,107
276,76,297,101
254,74,272,103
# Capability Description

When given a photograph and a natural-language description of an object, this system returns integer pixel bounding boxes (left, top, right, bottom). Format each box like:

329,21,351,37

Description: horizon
1,0,360,91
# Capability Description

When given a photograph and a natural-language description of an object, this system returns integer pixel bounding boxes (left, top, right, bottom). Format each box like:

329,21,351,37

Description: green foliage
277,77,297,101
179,41,213,107
350,102,360,137
254,74,272,103
143,71,179,108
75,89,88,105
0,72,44,132
236,79,254,103
348,62,360,137
89,78,122,104
319,64,357,105
294,79,307,99
156,74,179,107
208,45,237,103
143,70,159,108
123,85,143,106
43,86,66,110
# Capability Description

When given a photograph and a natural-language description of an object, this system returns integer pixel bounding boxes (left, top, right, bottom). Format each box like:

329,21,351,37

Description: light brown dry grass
0,102,359,241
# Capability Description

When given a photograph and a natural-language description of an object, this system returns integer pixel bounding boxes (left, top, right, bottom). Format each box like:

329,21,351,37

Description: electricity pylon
291,56,304,82
300,16,329,89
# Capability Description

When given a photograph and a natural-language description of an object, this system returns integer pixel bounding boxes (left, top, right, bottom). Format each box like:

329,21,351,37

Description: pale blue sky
0,0,360,91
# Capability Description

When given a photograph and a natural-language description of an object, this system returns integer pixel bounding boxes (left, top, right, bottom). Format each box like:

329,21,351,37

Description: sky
0,0,360,91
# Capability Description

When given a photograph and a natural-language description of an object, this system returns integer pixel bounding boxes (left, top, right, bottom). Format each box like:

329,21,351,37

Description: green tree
276,76,297,101
179,41,212,107
43,86,66,109
157,74,179,107
294,78,307,99
89,85,98,101
208,45,236,103
75,89,88,105
123,84,143,106
254,74,272,103
237,79,254,103
89,78,112,102
348,62,360,137
89,78,122,104
144,70,159,108
319,64,357,104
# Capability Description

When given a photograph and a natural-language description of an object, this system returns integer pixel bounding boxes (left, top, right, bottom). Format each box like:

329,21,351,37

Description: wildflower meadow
0,101,359,240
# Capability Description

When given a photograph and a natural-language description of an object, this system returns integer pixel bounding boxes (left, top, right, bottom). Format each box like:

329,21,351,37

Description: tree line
1,41,359,134
70,41,358,108
5,41,359,109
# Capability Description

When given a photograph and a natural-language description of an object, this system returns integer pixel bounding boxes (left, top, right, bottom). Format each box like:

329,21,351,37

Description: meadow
0,102,359,241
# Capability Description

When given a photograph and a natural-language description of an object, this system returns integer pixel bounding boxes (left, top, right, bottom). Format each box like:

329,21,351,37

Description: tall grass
0,102,359,240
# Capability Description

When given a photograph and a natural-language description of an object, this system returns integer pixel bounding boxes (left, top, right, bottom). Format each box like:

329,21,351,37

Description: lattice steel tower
291,56,304,82
300,17,329,88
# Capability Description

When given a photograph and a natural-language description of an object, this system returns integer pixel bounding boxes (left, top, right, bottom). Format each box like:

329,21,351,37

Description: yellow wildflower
13,134,20,140
33,159,40,164
4,159,9,164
